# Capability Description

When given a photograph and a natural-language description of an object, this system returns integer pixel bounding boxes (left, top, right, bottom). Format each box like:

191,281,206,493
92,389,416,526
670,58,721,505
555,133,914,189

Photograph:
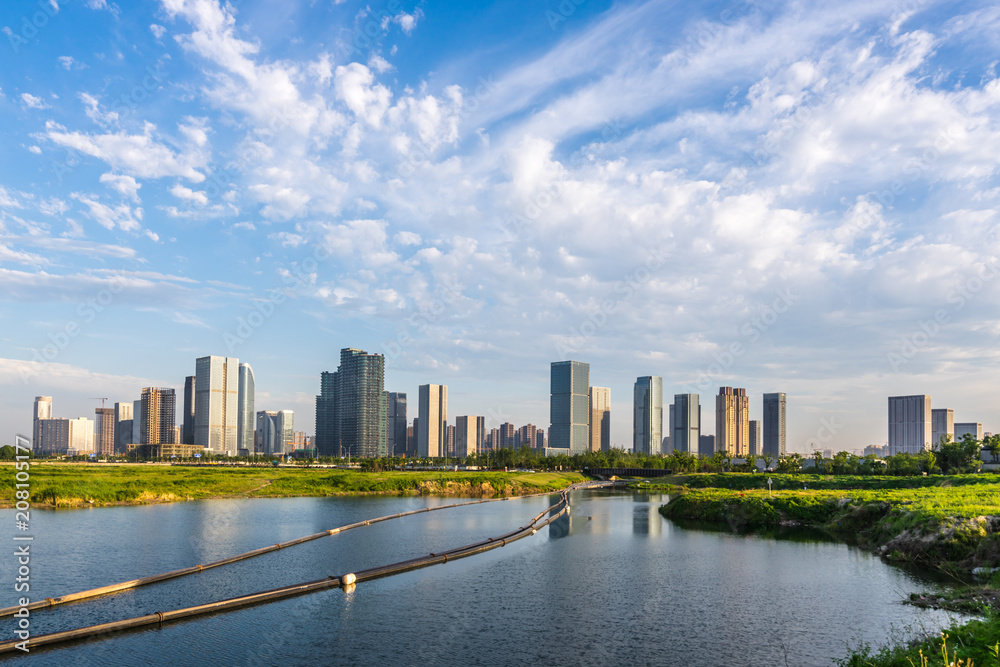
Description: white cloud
99,173,141,202
71,193,143,232
334,63,392,127
394,231,421,246
169,183,208,205
27,145,42,154
150,23,166,39
20,93,49,110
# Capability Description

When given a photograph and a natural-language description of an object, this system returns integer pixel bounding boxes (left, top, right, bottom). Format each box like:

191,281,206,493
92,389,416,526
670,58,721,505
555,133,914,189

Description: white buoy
342,573,357,586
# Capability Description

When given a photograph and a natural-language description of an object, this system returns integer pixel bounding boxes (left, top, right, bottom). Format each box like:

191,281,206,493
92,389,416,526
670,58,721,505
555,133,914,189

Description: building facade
33,396,52,453
716,387,749,456
749,419,762,456
114,402,133,454
387,392,408,457
182,375,196,445
237,363,255,454
763,392,786,457
888,395,932,455
94,407,115,456
417,384,447,458
195,356,239,454
455,416,485,458
549,360,590,453
633,376,663,455
256,410,294,455
931,408,954,447
315,348,388,458
141,387,176,445
672,393,700,455
955,422,984,442
589,386,611,452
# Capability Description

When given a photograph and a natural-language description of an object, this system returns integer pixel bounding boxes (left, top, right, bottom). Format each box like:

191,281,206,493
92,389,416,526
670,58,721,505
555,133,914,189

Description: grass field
0,463,586,507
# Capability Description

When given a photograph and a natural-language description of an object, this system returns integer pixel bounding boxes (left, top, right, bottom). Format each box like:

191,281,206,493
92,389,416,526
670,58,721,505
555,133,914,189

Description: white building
195,355,239,454
888,395,931,455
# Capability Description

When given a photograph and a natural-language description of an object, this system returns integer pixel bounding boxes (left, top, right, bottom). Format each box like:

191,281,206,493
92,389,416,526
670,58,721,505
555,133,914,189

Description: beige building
716,387,749,456
418,384,447,458
589,387,611,452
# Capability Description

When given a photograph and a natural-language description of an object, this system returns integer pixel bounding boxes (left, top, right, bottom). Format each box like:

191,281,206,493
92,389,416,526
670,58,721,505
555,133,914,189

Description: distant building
132,399,142,445
549,360,590,454
141,387,176,445
931,408,954,447
662,436,672,454
518,424,538,448
749,420,762,456
38,417,94,455
32,396,52,453
716,387,749,456
182,376,196,445
94,407,115,456
589,386,611,452
763,392,786,457
864,444,887,457
114,402,133,454
633,376,662,455
256,410,294,455
418,384,447,458
238,363,255,454
698,434,716,458
672,394,701,455
315,348,388,458
195,356,239,454
888,395,931,455
387,392,408,457
499,422,516,449
955,422,984,442
535,429,545,449
445,424,456,458
455,416,485,457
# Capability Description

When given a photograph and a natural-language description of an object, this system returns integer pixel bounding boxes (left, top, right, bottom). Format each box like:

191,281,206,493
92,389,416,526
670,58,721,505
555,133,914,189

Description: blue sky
2,0,999,452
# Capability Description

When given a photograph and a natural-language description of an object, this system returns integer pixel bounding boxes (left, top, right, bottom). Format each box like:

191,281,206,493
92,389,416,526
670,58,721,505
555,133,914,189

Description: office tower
455,416,485,457
418,384,448,458
763,392,786,457
316,348,388,458
141,387,176,445
499,422,516,449
633,376,662,455
589,386,611,452
749,420,762,456
39,417,94,454
182,376,196,444
699,434,715,457
550,360,590,453
113,402,133,453
237,363,255,454
33,396,52,452
132,399,142,445
387,392,407,457
931,408,954,447
955,422,984,442
256,410,294,455
94,407,115,456
672,394,701,454
195,356,239,454
888,395,932,455
716,387,749,456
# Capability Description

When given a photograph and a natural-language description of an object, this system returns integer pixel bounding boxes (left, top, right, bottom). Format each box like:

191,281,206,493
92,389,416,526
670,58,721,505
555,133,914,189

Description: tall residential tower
549,360,590,453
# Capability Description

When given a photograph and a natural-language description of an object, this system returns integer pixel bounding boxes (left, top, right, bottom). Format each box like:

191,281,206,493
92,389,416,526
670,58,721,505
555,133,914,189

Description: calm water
0,490,965,666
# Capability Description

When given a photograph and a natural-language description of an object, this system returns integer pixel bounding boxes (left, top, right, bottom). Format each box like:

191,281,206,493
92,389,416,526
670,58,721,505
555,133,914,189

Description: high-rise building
888,395,932,455
195,356,239,454
550,360,590,453
763,393,786,457
589,386,611,452
445,424,456,457
387,392,408,457
498,422,516,449
132,399,142,445
955,422,984,442
536,429,545,449
698,434,716,458
672,394,701,454
256,410,294,455
182,376,196,445
33,396,52,453
633,376,663,455
749,420,762,456
418,384,447,458
518,424,538,448
39,417,94,454
455,416,485,457
931,408,954,447
237,363,255,454
316,348,388,458
94,407,115,456
716,387,749,456
114,402,133,454
141,387,176,445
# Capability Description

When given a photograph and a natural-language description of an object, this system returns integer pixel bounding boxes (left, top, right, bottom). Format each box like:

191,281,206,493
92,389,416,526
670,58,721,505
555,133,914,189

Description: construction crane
89,397,110,410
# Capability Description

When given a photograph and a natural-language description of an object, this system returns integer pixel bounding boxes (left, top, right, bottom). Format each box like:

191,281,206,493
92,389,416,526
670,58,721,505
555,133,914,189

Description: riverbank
657,473,1000,666
0,463,586,508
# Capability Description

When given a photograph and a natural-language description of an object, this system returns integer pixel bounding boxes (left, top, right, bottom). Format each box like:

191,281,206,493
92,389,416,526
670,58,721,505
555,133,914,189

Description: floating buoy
342,573,357,586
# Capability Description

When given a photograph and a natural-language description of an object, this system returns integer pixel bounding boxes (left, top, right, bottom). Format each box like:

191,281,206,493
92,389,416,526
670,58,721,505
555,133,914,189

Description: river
1,489,965,665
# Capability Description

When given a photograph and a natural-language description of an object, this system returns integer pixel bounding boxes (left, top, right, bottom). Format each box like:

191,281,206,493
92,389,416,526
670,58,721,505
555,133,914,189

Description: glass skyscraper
549,360,590,453
633,376,662,455
195,355,239,454
237,363,255,454
315,348,387,458
763,392,786,457
672,393,700,454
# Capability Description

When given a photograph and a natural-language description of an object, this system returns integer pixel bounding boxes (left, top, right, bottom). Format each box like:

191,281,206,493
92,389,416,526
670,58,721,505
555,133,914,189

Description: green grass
837,615,1000,666
0,463,586,507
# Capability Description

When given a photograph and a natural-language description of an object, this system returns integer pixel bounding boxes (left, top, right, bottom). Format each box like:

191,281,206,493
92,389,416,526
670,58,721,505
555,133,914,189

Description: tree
762,454,774,471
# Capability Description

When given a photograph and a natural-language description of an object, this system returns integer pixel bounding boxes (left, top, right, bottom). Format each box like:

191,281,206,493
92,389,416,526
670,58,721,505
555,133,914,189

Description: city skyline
2,0,999,451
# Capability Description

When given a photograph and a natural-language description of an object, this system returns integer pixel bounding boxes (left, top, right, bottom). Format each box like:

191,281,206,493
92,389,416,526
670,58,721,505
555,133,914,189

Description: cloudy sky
1,0,998,453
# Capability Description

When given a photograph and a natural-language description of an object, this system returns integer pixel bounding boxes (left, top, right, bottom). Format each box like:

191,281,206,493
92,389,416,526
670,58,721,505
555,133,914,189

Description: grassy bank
0,463,586,508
